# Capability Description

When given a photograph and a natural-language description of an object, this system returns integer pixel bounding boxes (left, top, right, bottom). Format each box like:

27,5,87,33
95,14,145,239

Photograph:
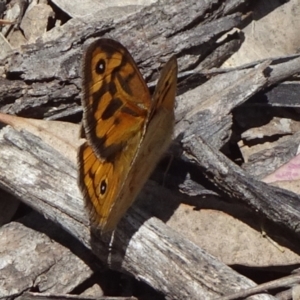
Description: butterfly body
78,39,177,234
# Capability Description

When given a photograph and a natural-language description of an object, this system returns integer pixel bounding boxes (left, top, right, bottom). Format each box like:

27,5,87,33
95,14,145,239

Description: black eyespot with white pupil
96,59,106,74
100,179,107,196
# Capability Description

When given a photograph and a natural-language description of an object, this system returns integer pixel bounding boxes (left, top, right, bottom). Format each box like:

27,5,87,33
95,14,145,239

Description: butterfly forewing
150,56,178,116
103,56,178,233
82,39,151,161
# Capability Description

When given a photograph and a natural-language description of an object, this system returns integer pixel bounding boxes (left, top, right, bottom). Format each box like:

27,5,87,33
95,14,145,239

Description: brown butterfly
78,38,178,234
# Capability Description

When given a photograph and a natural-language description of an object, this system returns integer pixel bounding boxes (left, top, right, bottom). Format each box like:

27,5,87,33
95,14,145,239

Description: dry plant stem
0,126,275,300
183,135,300,242
216,274,300,300
0,19,16,25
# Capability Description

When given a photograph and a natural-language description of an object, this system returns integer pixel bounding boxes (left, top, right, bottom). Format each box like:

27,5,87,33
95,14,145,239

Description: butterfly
78,38,178,234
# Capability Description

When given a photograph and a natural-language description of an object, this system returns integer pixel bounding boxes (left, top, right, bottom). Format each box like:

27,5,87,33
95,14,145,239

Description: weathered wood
175,61,269,149
251,82,300,108
0,0,245,120
20,292,135,300
0,214,99,298
173,53,300,154
242,131,300,179
216,273,300,300
267,55,300,86
182,135,300,247
1,0,300,298
51,0,147,18
0,126,274,300
175,53,300,202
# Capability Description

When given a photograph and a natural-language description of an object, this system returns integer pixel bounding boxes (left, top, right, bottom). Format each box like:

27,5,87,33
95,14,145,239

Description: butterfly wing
78,142,124,226
79,39,152,232
81,39,151,161
102,56,178,232
150,56,178,117
79,38,178,234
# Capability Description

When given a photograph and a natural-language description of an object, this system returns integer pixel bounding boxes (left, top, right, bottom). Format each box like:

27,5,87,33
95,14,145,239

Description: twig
216,273,300,300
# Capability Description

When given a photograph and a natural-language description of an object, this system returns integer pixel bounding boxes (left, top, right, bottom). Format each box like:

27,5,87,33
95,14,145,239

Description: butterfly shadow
89,179,184,270
90,177,193,267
